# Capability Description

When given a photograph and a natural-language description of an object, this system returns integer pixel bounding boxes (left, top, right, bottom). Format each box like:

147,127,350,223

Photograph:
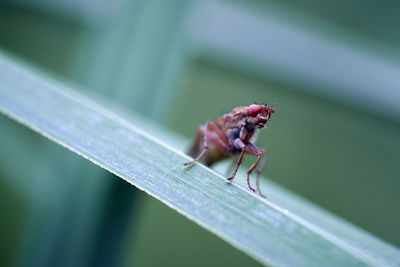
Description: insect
184,104,275,198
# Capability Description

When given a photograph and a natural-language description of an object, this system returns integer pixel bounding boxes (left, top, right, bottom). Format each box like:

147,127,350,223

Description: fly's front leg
226,125,248,183
245,143,265,196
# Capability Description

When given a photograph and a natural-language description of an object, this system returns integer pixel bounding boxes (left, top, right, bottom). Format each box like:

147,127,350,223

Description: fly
184,104,275,198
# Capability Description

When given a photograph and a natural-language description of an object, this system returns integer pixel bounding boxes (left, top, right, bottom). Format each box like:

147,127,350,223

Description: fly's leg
255,149,267,198
207,120,230,147
183,124,209,166
226,138,246,183
184,120,230,166
245,143,265,196
225,155,239,177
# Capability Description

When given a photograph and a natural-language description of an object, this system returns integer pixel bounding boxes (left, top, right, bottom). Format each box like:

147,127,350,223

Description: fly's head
246,104,275,129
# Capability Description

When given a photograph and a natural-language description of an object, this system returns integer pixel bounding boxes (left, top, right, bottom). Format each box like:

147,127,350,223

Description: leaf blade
0,52,399,266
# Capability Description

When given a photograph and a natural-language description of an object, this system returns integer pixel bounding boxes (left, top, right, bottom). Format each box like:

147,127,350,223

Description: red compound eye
247,104,261,117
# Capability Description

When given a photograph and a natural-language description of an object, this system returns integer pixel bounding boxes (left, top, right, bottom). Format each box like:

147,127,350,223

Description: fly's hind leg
184,121,230,167
183,126,209,166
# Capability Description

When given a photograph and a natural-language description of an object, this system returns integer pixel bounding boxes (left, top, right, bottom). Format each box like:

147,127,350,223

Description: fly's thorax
244,117,257,131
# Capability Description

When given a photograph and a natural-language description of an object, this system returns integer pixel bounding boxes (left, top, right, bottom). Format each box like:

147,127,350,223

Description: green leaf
0,51,399,267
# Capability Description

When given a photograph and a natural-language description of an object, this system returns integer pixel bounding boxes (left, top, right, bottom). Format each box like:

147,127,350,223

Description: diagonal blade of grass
0,51,399,266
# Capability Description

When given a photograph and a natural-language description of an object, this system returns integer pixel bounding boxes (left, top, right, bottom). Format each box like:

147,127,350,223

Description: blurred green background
1,0,399,266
